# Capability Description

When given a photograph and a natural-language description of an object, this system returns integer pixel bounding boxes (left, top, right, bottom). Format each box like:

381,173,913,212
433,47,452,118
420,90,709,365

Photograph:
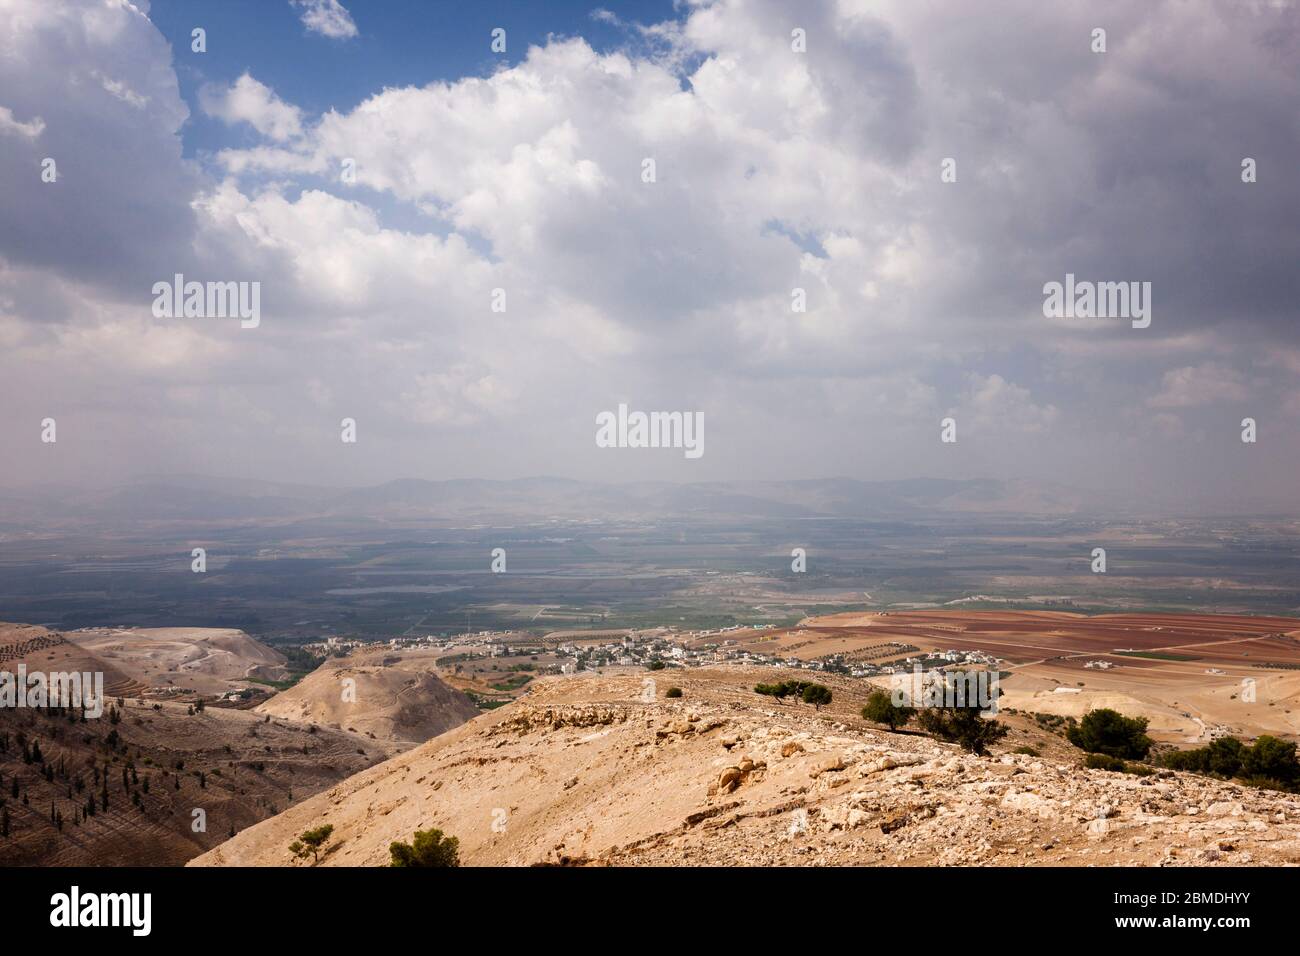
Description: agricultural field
749,610,1300,744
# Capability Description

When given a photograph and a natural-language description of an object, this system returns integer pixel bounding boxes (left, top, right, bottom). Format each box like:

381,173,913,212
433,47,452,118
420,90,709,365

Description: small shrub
755,680,831,709
861,690,914,731
1241,735,1300,785
290,824,334,864
1083,752,1128,772
389,828,460,867
1159,735,1298,792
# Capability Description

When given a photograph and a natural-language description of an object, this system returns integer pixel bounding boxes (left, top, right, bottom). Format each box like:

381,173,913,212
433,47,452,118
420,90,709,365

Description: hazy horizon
3,469,1299,521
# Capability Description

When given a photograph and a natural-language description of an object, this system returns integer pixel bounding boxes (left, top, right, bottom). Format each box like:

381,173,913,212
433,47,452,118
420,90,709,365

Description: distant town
302,623,1002,684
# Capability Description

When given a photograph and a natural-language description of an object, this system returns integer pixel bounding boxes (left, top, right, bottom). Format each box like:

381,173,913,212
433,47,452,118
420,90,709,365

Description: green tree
1241,735,1300,785
1066,708,1152,760
862,690,914,731
755,680,814,702
801,684,832,710
389,828,460,867
290,824,335,864
1203,737,1246,777
916,704,1008,756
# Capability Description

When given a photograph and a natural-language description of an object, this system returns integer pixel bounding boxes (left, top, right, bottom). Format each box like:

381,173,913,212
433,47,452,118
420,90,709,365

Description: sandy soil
191,668,1300,868
256,647,480,744
0,622,143,697
64,626,288,695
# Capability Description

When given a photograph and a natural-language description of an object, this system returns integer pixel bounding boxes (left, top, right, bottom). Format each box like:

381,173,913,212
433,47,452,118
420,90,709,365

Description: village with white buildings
301,622,1002,686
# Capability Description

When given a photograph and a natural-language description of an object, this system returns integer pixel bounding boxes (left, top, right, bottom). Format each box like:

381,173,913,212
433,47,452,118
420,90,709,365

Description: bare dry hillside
0,698,392,865
1,623,142,698
0,623,391,865
66,626,289,696
192,668,1300,867
255,648,480,744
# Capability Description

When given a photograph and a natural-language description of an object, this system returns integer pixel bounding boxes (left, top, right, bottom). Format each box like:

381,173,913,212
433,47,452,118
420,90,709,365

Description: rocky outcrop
191,668,1300,868
494,704,631,735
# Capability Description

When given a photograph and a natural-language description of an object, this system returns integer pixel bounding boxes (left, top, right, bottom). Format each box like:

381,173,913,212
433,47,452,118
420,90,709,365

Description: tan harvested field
728,610,1300,744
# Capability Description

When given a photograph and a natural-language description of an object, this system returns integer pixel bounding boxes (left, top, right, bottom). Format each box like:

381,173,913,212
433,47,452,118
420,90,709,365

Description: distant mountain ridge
1,475,1104,526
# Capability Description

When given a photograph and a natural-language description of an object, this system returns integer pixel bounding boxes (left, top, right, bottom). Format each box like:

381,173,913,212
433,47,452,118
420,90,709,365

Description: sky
1,0,1298,509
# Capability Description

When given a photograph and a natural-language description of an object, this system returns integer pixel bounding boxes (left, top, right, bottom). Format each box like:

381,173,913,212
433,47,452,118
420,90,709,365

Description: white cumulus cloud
290,0,358,40
201,73,305,142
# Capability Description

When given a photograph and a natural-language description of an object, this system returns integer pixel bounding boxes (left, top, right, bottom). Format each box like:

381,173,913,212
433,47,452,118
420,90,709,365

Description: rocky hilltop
191,668,1300,867
66,625,290,696
255,648,480,745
